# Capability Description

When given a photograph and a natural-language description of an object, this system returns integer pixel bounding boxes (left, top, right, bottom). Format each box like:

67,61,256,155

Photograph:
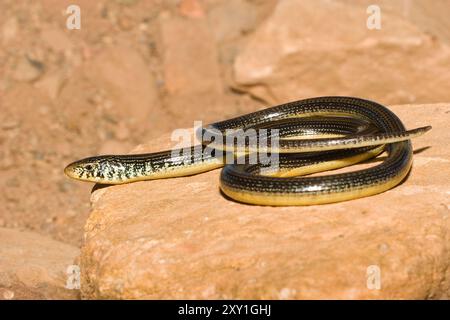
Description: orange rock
233,0,450,105
0,228,80,299
158,9,227,128
178,0,205,19
80,103,450,299
159,11,221,96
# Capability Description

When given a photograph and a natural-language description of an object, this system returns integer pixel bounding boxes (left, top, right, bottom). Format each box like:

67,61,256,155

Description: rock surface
80,103,450,299
0,228,80,299
233,0,450,105
158,6,228,129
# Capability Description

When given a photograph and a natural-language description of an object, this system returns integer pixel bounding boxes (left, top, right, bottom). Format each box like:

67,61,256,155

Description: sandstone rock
84,45,162,135
80,103,450,299
338,0,450,45
0,228,80,299
233,0,450,105
207,0,259,43
160,10,221,97
178,0,205,19
159,9,227,128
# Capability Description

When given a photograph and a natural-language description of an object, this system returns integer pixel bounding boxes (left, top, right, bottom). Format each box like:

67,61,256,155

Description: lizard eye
85,165,93,171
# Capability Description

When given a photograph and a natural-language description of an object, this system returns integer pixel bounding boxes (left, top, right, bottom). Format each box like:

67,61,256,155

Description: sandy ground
0,0,272,246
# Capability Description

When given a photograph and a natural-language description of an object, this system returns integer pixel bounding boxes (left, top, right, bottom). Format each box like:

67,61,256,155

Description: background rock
80,104,450,299
0,0,168,246
0,228,80,299
233,0,450,105
159,6,226,128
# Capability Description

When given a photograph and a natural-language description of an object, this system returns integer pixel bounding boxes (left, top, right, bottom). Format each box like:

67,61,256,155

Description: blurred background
0,0,449,252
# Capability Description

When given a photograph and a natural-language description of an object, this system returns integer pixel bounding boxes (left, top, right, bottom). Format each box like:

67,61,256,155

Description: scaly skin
64,96,431,206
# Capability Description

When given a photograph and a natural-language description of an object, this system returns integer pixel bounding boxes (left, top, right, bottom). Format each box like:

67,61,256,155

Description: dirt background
0,0,274,247
0,0,449,299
